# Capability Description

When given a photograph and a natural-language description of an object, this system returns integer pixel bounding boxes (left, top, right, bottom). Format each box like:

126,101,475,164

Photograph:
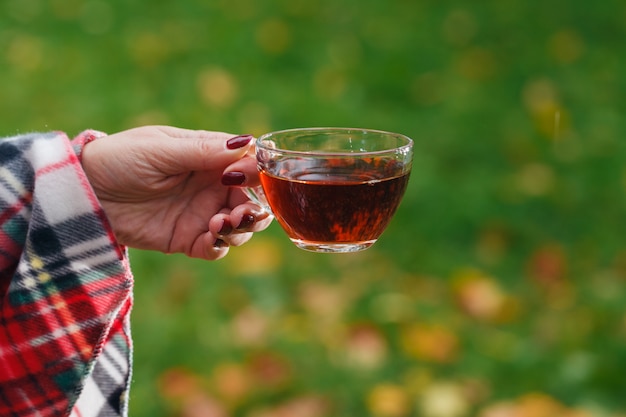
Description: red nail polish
214,238,228,248
218,219,233,235
236,214,255,230
221,171,246,186
226,135,253,150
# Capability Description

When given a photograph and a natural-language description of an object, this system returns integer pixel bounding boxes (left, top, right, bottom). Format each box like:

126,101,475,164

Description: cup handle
243,185,273,216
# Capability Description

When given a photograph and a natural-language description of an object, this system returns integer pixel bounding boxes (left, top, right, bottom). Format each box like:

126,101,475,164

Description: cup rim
256,127,413,156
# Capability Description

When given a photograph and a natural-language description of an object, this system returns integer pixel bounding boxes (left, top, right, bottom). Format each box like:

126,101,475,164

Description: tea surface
260,158,410,244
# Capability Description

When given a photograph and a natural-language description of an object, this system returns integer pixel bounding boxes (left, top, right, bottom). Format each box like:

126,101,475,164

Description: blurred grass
2,0,626,416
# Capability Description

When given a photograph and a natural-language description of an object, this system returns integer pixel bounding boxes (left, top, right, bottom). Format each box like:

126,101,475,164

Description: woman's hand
81,125,272,260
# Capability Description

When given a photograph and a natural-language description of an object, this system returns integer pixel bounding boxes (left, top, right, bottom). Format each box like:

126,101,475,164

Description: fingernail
218,219,233,235
226,134,253,150
221,171,246,186
213,238,228,248
236,214,255,230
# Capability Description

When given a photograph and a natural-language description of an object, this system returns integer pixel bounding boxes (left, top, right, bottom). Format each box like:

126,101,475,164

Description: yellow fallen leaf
367,383,411,417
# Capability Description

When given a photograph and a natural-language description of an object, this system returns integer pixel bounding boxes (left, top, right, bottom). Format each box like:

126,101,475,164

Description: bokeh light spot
226,236,281,276
418,382,469,417
197,67,240,109
548,29,585,64
343,323,388,370
456,47,497,81
452,268,509,322
515,163,556,197
442,9,478,47
49,0,84,20
401,324,459,363
367,383,411,417
255,18,292,55
211,362,252,405
522,78,571,138
6,34,43,72
127,31,171,68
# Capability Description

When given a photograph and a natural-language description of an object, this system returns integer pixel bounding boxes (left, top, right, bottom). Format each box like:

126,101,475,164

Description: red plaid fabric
0,131,134,416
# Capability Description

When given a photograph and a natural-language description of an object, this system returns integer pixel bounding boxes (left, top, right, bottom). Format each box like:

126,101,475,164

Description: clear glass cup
246,127,413,253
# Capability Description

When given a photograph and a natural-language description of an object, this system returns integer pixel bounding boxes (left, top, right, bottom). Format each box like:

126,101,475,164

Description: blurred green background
2,0,626,416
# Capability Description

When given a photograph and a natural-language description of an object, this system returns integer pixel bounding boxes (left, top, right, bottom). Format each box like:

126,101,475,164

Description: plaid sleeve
0,131,134,417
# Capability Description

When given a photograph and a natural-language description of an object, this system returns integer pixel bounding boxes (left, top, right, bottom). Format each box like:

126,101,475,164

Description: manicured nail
213,238,228,248
218,219,233,236
226,134,253,150
221,171,246,186
236,214,255,230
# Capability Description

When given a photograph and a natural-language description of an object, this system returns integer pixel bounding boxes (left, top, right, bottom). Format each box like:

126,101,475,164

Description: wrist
72,129,107,162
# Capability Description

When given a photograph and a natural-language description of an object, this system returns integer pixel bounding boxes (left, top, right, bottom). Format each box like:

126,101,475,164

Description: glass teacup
247,127,413,253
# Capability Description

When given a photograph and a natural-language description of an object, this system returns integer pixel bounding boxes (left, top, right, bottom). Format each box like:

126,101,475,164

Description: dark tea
260,157,410,248
247,127,414,252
